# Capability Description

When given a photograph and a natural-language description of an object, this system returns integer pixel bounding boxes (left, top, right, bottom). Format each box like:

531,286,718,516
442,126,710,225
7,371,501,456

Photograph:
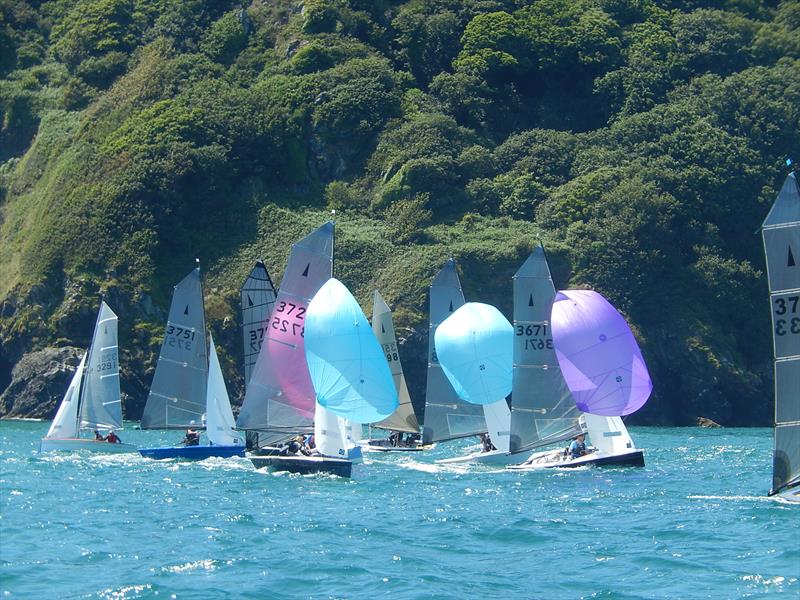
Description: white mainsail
45,354,86,440
371,290,420,434
80,301,122,431
205,335,244,447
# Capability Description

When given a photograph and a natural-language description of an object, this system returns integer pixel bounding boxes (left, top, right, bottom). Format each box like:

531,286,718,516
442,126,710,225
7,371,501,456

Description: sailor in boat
182,429,200,446
480,433,497,453
279,435,311,456
568,433,588,459
106,430,122,444
94,430,104,441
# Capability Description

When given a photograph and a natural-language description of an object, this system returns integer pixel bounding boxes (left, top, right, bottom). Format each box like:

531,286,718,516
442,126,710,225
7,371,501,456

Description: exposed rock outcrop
0,347,83,419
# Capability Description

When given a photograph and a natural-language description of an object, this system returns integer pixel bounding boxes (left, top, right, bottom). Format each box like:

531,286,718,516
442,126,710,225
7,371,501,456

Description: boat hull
139,445,245,460
508,448,645,470
436,448,521,465
771,482,800,503
39,438,137,454
250,454,352,478
360,438,430,453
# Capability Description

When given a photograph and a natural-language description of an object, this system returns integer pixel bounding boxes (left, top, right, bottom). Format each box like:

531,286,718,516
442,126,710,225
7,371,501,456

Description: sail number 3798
774,295,800,336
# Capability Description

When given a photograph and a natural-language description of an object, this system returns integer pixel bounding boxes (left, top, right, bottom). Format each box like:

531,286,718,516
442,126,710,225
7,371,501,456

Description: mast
74,295,102,436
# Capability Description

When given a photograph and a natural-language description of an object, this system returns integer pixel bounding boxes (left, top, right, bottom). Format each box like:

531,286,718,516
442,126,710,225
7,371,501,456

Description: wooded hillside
1,0,798,424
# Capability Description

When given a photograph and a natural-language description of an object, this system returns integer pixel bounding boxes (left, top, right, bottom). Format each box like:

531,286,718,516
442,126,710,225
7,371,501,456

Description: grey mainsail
509,246,581,454
241,260,277,386
141,268,208,429
236,222,334,444
422,259,486,444
80,301,122,430
371,290,420,433
762,171,800,496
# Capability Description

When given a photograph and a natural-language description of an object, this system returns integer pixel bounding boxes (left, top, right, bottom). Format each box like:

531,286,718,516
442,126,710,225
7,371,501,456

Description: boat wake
687,494,774,502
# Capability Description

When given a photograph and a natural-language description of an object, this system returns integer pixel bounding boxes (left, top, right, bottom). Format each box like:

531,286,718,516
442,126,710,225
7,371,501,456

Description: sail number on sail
165,324,196,350
248,327,267,352
382,342,400,363
270,300,306,338
95,352,118,372
774,295,800,336
516,323,554,350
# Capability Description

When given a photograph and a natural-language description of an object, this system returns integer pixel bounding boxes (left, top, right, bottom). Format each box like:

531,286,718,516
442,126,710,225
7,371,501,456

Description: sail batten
509,247,582,454
422,259,486,444
762,172,800,496
141,268,208,429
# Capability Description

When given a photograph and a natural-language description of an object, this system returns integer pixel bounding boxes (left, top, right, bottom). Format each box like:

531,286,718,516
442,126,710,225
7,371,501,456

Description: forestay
236,222,334,440
304,278,398,424
551,290,652,416
240,260,277,386
761,171,800,496
371,290,420,433
206,335,244,447
141,267,208,429
80,301,122,431
509,247,581,454
45,354,86,439
422,259,486,445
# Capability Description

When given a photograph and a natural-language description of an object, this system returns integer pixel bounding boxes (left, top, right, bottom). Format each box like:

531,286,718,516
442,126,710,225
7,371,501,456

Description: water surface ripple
1,422,797,598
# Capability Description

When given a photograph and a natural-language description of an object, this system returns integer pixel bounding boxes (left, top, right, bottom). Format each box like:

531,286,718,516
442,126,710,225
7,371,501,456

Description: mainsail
141,268,208,429
762,171,800,496
44,354,86,439
80,301,122,431
236,222,334,441
422,259,486,444
371,290,419,433
551,290,652,416
304,278,398,424
240,260,277,386
509,247,581,454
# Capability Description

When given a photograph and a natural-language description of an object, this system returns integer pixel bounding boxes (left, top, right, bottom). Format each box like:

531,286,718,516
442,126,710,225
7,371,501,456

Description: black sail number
271,300,306,338
774,296,799,316
775,317,800,336
516,323,553,350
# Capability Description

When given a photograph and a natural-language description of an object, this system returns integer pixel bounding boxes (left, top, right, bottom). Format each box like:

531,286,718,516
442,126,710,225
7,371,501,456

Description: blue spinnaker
434,302,513,405
305,278,399,423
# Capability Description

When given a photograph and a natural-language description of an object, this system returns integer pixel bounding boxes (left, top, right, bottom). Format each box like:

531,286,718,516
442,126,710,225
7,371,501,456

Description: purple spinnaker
551,290,652,416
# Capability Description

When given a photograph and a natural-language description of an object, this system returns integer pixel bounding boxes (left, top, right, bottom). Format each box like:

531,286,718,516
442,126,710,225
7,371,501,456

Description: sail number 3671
516,323,553,349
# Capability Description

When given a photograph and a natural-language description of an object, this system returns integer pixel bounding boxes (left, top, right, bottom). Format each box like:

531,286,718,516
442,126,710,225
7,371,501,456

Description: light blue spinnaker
434,302,513,405
304,278,399,424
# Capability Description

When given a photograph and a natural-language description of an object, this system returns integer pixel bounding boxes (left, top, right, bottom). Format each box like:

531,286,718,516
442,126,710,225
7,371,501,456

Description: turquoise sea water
1,421,797,599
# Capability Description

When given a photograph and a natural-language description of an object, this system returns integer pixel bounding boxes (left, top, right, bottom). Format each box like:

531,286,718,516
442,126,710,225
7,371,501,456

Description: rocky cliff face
0,347,83,419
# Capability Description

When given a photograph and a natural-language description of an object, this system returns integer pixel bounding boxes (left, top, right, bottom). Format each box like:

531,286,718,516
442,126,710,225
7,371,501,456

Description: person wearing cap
568,433,587,459
106,430,121,444
94,430,104,441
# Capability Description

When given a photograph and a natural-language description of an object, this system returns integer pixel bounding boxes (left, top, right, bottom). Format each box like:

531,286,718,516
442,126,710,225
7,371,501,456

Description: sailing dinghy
40,301,136,454
434,302,516,465
510,288,649,470
254,278,398,477
761,171,800,503
360,290,427,452
139,335,245,459
421,259,487,448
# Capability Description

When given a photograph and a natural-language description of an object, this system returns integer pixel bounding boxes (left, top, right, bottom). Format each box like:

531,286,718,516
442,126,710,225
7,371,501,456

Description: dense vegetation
1,0,798,425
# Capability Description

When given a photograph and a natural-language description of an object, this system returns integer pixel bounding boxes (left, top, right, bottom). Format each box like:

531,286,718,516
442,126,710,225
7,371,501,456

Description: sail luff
509,246,582,454
422,259,486,444
762,172,800,496
371,290,420,433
